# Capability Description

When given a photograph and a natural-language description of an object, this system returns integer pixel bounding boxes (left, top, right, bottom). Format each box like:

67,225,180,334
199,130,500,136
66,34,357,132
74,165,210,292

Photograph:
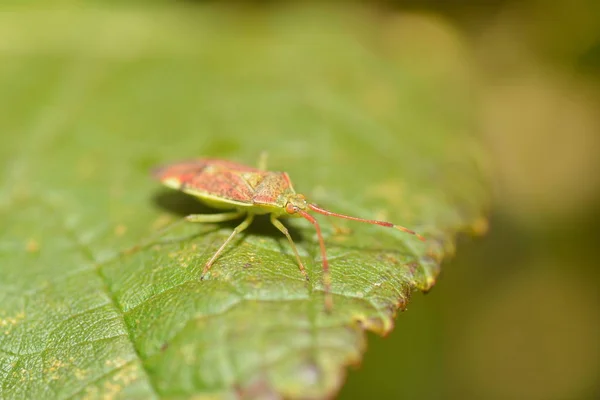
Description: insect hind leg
257,151,269,171
202,213,254,279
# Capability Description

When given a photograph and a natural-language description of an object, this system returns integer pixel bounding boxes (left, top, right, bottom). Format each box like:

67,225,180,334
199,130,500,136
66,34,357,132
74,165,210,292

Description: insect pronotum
152,156,425,311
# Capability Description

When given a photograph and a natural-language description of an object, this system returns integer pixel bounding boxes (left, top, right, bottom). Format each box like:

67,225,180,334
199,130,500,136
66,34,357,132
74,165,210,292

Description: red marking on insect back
154,160,259,204
152,157,426,312
152,160,205,182
252,172,295,206
189,169,255,202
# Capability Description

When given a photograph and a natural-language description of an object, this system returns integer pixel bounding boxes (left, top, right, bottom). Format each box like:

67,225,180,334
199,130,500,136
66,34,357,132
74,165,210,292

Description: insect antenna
307,203,425,241
297,209,333,311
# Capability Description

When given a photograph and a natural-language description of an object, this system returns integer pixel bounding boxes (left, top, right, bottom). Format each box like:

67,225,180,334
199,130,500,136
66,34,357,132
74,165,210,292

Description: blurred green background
340,1,600,399
2,0,600,399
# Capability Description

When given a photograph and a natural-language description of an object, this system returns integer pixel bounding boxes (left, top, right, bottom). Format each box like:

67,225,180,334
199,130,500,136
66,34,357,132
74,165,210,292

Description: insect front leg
270,215,309,281
122,213,236,256
202,213,255,279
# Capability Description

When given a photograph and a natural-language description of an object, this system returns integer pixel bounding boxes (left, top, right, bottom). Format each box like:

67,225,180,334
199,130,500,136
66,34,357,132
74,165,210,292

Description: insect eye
285,203,297,214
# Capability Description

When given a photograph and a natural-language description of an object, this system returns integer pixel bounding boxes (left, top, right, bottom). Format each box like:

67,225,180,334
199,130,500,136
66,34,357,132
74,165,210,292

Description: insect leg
186,211,245,223
202,213,254,279
257,151,269,171
270,214,309,281
297,210,333,312
123,211,246,256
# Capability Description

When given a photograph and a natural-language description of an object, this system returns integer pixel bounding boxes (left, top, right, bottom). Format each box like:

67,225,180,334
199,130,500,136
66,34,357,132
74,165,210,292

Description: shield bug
152,157,425,311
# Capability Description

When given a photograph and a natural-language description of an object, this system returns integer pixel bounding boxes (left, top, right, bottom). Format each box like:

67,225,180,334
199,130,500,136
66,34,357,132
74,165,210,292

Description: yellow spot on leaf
19,368,29,382
103,380,122,400
46,358,69,381
470,216,489,236
152,214,174,231
0,311,25,334
114,224,127,237
49,359,66,371
26,238,39,253
75,368,88,380
113,363,139,386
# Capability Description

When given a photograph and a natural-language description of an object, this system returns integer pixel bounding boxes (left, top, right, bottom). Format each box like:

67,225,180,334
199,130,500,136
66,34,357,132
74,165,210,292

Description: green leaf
0,3,488,399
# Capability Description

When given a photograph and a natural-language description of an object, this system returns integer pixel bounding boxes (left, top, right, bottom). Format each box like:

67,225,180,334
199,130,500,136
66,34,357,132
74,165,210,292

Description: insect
152,156,425,311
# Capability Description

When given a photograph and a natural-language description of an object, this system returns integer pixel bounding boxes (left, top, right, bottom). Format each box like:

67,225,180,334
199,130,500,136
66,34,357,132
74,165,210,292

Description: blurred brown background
340,0,600,399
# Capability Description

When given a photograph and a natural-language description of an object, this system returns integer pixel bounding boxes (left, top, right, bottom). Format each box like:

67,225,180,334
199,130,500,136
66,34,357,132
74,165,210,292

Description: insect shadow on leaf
154,189,220,217
152,188,308,263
